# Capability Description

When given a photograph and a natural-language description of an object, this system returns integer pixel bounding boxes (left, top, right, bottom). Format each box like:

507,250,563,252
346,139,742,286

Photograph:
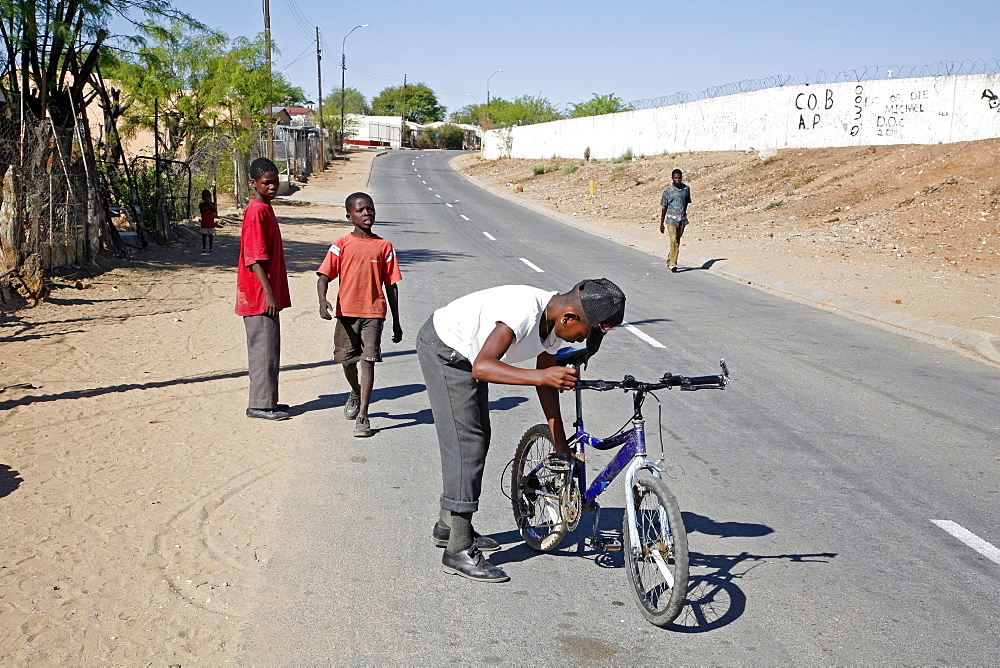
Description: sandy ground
0,155,368,663
1,143,996,662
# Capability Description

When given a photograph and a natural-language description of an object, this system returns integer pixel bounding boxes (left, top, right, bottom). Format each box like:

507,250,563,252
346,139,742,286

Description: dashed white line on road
421,180,426,184
428,187,433,191
932,520,1000,564
519,258,545,273
483,231,496,240
446,203,453,207
621,322,666,348
435,194,441,198
460,215,470,221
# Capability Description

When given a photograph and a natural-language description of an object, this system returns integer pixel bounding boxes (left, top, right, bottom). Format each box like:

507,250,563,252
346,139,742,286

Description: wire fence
0,101,94,276
625,59,1000,111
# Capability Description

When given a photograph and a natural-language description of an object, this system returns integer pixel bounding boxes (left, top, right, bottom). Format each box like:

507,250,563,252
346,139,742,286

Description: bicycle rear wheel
623,476,689,626
511,424,569,552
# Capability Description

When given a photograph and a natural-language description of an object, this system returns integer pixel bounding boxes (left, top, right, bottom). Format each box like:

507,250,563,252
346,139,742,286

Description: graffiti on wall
983,89,1000,111
875,90,929,137
794,88,834,129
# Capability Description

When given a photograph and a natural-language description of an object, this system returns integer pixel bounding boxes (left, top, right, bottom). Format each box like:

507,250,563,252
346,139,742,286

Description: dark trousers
244,313,280,409
416,317,490,514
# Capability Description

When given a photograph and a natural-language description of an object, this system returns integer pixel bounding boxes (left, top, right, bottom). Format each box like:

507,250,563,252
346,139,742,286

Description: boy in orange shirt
317,192,402,437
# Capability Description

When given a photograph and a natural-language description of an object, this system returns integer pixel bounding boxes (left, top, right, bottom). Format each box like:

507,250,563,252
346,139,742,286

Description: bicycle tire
511,424,569,552
623,476,689,626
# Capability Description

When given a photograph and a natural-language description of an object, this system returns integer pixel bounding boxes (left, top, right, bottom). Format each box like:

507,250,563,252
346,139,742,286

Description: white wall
483,73,1000,159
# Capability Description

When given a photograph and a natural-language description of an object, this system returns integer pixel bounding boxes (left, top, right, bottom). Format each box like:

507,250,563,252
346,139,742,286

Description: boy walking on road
317,192,402,438
417,278,626,582
236,158,291,420
659,169,692,272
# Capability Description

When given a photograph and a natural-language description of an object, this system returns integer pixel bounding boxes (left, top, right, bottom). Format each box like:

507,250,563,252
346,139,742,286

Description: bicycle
509,348,729,626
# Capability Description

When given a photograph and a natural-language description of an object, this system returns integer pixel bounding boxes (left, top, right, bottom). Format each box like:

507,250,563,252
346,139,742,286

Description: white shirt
433,285,566,365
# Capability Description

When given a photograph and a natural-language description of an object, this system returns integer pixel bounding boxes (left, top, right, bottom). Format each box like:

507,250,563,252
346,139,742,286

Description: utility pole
400,74,406,148
264,0,273,160
316,26,324,170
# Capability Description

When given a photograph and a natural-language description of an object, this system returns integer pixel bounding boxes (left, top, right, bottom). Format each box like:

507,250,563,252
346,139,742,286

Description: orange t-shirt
317,233,401,318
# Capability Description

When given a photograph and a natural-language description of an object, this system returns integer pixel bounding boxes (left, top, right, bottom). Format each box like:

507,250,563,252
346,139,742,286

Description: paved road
238,151,1000,664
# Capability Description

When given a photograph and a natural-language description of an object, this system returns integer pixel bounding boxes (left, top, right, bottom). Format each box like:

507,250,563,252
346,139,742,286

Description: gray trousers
244,313,280,410
416,317,490,514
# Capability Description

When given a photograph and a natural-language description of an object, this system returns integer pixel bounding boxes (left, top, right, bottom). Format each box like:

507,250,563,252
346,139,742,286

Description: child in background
199,189,218,253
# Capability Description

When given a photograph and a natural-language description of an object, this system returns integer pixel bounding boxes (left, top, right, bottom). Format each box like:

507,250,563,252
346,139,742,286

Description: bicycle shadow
490,507,835,633
667,549,837,633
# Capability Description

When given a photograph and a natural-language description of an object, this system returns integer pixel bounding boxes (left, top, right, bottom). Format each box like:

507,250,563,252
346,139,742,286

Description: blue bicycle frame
567,383,667,550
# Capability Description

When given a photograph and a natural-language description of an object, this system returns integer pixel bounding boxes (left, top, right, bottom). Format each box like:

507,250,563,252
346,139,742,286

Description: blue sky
156,0,1000,116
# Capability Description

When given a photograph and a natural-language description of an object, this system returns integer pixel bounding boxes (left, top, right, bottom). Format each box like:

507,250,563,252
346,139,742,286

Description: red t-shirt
235,199,291,316
316,233,402,318
199,201,216,228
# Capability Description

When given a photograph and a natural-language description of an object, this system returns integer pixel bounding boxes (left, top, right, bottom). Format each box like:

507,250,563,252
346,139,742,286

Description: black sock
447,511,474,553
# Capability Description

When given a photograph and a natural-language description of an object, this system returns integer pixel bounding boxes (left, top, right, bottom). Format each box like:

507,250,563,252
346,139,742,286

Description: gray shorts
334,316,384,364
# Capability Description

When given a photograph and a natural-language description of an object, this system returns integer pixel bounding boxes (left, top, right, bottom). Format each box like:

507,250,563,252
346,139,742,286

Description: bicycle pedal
590,535,622,552
544,453,572,473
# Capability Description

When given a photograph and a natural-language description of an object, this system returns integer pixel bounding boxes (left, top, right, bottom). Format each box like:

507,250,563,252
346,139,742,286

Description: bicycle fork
622,457,678,586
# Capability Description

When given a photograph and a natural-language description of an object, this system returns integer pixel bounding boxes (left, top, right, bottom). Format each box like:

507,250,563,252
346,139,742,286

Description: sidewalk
0,151,379,663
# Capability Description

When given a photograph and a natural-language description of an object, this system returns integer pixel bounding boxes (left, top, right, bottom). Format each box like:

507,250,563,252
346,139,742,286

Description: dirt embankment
456,140,1000,339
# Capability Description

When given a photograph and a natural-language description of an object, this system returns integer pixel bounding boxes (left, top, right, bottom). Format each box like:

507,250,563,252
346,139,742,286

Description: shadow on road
488,506,836,633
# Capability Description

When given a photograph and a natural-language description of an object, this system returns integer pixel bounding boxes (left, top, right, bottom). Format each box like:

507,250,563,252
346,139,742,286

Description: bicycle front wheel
623,476,689,626
511,424,569,552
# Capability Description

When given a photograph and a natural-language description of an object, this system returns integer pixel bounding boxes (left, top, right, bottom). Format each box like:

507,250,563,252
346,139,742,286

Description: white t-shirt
433,285,566,365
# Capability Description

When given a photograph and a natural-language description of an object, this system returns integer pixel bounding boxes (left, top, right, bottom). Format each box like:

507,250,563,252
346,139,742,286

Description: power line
281,0,314,39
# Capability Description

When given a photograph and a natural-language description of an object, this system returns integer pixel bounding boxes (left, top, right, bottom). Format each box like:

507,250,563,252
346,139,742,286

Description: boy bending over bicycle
416,279,626,582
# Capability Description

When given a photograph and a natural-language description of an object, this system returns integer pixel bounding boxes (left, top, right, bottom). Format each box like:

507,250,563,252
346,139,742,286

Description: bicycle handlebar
572,359,730,392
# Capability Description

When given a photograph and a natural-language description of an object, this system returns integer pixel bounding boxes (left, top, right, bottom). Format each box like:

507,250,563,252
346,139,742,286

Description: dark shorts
334,316,384,364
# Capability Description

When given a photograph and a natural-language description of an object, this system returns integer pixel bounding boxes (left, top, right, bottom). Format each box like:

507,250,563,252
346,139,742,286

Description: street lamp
340,23,368,152
486,69,503,105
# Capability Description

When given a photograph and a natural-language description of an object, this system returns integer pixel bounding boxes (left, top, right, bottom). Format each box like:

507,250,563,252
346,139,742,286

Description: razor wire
625,59,1000,111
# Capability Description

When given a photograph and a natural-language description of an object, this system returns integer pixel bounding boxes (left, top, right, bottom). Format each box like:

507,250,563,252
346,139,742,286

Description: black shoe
246,407,291,420
431,521,500,552
441,545,509,582
276,403,290,412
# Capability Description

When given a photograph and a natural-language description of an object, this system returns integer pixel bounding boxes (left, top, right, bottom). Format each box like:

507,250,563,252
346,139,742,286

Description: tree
485,95,562,128
0,0,202,127
437,123,465,149
321,87,367,143
325,87,369,115
371,82,444,123
105,22,303,159
448,103,479,125
568,93,625,118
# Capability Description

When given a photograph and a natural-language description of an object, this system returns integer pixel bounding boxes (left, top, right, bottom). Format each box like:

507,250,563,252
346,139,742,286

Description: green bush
583,146,590,161
611,147,634,164
561,164,579,175
532,164,560,175
437,123,465,150
764,200,783,210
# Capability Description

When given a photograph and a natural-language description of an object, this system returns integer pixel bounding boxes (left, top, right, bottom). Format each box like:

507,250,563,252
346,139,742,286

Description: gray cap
576,278,626,355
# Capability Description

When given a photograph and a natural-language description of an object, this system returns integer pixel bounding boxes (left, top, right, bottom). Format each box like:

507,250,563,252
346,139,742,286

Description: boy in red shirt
316,192,402,437
236,158,291,420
